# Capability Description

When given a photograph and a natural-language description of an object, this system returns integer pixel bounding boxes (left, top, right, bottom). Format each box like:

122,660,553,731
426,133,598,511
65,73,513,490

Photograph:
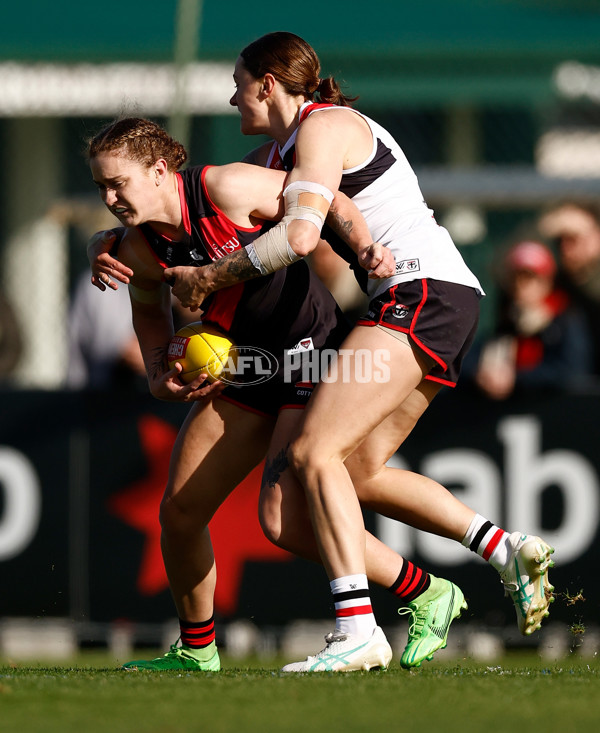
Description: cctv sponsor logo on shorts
284,342,391,384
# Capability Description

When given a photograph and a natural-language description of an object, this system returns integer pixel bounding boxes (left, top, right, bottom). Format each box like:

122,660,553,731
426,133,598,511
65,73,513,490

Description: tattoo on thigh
262,446,289,489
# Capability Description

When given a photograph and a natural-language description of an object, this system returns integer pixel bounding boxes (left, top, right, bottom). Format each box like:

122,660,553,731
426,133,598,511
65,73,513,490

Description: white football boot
281,626,392,673
499,532,555,635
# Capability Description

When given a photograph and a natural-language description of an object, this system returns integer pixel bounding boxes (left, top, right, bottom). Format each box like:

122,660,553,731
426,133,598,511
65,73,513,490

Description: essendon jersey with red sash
136,164,347,370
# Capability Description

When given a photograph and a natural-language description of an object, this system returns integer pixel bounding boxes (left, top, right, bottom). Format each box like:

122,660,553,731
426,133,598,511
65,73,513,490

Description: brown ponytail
314,76,357,107
240,32,357,106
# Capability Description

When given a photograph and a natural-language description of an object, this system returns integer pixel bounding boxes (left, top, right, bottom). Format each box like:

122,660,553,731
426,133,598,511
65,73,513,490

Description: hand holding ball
167,322,236,384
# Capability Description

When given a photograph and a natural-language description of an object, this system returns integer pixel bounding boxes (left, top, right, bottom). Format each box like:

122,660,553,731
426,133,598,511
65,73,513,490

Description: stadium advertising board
0,388,597,630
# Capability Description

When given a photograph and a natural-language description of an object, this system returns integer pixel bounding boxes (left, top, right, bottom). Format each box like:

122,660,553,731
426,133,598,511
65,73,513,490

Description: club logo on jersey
286,337,314,355
209,236,241,258
198,217,244,261
396,258,420,274
391,304,410,319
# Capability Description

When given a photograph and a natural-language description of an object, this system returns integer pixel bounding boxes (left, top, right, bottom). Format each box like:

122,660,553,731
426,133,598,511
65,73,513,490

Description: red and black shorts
219,378,315,418
356,278,481,387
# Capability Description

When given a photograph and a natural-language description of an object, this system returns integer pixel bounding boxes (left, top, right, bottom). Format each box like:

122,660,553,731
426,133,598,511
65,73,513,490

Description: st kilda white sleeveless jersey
268,102,484,299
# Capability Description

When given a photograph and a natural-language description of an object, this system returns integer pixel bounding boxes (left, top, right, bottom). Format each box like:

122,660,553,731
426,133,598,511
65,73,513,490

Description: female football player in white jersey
88,34,554,672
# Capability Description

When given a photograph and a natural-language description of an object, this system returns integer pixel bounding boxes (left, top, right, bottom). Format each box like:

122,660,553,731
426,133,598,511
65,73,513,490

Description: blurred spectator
0,292,23,383
474,240,593,400
66,271,146,391
539,201,600,377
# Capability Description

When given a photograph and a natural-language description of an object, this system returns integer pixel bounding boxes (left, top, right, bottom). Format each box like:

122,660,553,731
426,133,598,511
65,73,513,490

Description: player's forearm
164,251,263,311
326,193,372,257
202,248,263,290
131,303,174,385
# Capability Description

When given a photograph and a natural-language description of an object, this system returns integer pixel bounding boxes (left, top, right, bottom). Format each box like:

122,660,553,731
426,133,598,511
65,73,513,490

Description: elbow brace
245,180,334,275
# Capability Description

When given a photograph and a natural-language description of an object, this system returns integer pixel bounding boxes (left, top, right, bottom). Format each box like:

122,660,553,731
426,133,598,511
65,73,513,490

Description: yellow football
167,322,236,384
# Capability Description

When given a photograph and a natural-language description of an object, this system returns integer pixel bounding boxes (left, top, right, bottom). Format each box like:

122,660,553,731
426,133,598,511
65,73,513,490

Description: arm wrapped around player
245,180,334,275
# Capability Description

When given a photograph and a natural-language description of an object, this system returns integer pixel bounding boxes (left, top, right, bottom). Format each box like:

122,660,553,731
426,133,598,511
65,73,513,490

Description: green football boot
122,642,220,671
399,576,467,669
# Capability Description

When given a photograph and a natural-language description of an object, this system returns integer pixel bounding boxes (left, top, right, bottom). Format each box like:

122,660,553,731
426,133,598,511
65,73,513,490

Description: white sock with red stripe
330,574,377,638
461,513,511,571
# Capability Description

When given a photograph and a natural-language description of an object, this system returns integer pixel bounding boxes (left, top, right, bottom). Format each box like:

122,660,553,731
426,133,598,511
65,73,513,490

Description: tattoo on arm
327,206,354,241
148,346,168,381
262,446,290,490
210,248,261,285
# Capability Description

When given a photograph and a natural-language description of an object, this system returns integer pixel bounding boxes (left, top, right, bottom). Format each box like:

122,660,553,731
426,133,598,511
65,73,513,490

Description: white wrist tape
245,181,335,276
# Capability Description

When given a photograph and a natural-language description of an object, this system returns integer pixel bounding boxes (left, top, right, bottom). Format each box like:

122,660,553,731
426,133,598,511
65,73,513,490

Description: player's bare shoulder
204,162,249,193
205,163,285,223
302,106,358,134
204,163,254,214
296,108,357,156
300,107,372,168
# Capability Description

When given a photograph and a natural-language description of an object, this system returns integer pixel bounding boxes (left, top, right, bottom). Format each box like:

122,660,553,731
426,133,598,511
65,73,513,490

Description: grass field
1,651,599,733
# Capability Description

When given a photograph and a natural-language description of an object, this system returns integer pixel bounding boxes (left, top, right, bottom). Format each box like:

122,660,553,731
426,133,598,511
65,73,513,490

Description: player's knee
159,493,204,537
158,498,177,536
346,457,382,500
287,436,328,496
287,435,310,477
259,507,299,553
260,510,305,555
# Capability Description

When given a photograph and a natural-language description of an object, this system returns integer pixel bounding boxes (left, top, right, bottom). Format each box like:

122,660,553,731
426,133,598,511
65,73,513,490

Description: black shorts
356,278,481,387
219,379,315,417
216,300,351,417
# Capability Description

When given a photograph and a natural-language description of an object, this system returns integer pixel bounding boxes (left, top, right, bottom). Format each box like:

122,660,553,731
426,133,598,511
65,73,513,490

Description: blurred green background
2,0,600,388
